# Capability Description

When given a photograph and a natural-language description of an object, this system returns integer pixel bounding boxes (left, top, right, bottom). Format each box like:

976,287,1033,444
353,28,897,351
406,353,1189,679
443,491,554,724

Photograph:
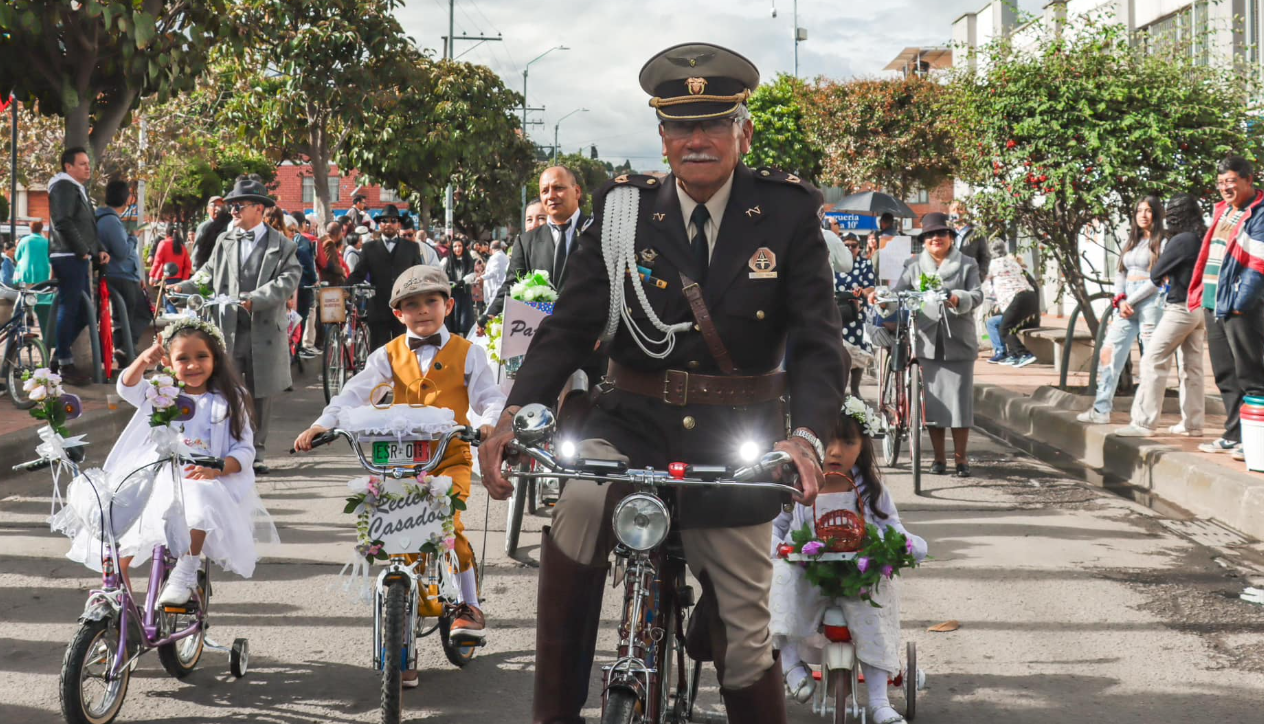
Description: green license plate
371,440,431,465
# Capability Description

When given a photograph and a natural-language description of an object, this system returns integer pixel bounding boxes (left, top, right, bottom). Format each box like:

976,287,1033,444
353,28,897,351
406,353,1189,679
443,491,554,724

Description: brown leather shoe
449,603,486,641
533,527,608,724
720,657,788,724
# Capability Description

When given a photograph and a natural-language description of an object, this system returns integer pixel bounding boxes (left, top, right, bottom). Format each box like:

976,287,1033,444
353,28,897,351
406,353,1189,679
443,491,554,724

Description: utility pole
8,95,16,243
520,46,569,226
136,118,147,241
444,0,502,239
553,108,588,163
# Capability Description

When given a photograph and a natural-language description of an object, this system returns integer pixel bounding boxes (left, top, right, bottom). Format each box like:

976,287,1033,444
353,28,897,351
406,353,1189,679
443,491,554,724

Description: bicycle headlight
738,440,761,464
558,439,578,461
612,493,670,552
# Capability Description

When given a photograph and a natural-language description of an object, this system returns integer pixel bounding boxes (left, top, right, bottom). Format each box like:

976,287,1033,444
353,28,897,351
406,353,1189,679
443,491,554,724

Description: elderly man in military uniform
480,43,845,723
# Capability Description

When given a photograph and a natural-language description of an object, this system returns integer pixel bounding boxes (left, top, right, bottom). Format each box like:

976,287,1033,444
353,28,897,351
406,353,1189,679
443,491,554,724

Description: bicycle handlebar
505,442,800,496
288,426,480,478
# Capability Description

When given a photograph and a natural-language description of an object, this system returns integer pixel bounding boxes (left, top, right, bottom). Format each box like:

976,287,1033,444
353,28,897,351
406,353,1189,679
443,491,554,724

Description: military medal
748,247,777,279
639,248,660,266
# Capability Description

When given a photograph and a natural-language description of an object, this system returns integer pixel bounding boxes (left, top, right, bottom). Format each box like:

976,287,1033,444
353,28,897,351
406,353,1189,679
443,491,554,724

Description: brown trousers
551,439,775,689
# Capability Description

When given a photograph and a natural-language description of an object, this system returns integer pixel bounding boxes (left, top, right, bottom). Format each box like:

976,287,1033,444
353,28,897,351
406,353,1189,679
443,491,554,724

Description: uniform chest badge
639,247,660,266
749,247,778,279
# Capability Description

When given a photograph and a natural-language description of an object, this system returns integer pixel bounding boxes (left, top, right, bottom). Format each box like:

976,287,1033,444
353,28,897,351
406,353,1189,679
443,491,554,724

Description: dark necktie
407,334,443,350
551,221,572,282
689,204,711,283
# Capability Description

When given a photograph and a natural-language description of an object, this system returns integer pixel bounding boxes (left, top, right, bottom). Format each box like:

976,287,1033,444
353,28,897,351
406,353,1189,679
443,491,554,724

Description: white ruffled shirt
314,326,505,430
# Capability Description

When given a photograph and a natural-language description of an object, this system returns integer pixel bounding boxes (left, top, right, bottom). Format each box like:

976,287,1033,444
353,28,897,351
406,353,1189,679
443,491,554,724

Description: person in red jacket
149,228,193,286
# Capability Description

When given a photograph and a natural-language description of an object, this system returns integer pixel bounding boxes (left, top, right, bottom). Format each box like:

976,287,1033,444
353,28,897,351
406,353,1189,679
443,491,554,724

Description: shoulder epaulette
608,174,665,191
753,167,811,193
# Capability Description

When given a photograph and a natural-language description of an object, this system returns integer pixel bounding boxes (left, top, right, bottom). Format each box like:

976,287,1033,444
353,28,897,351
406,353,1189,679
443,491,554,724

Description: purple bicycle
15,422,250,724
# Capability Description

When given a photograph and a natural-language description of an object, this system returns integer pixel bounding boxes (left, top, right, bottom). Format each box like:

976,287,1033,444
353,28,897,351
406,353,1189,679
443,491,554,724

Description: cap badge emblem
686,77,708,95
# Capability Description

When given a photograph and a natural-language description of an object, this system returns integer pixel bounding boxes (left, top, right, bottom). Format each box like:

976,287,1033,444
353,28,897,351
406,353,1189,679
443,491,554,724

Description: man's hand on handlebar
773,438,821,505
477,408,520,501
293,425,331,453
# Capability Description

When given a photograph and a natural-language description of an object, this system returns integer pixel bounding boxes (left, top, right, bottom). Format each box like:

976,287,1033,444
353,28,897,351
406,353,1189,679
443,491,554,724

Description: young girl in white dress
769,398,929,724
66,319,278,605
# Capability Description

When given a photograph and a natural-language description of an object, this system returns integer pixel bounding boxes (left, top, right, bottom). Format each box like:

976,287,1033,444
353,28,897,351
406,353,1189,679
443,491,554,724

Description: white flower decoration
347,476,372,494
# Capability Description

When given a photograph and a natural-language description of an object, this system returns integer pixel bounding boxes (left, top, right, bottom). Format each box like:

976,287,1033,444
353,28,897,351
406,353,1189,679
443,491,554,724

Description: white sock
171,555,200,586
861,662,893,712
780,642,808,688
459,568,480,608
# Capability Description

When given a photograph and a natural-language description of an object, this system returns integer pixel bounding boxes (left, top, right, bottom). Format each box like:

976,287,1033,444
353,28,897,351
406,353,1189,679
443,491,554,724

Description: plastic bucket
1242,413,1264,473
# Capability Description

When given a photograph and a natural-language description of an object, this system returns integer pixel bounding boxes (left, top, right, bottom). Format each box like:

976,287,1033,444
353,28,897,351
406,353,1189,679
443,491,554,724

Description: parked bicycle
292,424,484,724
0,279,56,408
316,283,374,402
15,411,250,724
505,403,797,723
869,288,947,495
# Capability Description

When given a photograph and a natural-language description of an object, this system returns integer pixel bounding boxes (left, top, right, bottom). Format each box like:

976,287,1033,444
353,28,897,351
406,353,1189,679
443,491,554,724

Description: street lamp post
553,108,589,163
521,45,569,225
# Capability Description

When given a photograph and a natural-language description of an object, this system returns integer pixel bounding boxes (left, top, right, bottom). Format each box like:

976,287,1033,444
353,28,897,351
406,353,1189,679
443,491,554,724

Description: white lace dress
61,378,278,577
767,473,928,673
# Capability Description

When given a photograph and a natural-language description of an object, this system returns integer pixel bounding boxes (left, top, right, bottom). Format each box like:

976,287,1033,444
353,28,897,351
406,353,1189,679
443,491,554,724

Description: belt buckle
664,369,689,406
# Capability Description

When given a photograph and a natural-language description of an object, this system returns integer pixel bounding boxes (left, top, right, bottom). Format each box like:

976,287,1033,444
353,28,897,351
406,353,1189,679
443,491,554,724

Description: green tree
218,0,409,224
343,56,532,233
0,1,234,160
745,73,822,182
0,194,8,225
805,74,956,200
149,143,275,224
524,153,611,217
946,11,1261,332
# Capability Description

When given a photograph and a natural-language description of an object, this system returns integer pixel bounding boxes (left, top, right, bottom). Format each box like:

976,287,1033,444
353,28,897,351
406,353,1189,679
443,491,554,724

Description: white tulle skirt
62,463,278,579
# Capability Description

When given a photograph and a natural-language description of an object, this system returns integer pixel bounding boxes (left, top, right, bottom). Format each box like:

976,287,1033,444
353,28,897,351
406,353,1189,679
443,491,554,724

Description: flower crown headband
163,317,227,352
842,395,883,437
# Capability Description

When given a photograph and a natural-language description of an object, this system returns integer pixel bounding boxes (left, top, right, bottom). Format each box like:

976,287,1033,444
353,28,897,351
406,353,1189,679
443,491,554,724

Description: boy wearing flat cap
294,265,504,682
479,42,846,724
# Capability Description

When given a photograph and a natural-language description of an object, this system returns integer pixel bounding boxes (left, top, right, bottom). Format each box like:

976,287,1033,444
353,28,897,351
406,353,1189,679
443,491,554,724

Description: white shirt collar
548,207,581,237
245,222,267,243
676,172,735,243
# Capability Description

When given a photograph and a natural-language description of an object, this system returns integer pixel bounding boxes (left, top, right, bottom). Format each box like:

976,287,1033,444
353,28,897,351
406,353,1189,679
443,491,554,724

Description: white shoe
1167,424,1204,437
157,576,195,606
1076,409,1110,424
1114,425,1154,438
784,663,816,703
871,705,907,724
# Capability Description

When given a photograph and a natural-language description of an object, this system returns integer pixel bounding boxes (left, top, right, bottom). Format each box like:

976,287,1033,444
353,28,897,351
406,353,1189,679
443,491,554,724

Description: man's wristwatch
790,428,825,466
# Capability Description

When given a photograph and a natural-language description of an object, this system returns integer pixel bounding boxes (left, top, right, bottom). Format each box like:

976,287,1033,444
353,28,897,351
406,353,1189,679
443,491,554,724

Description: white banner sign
501,298,549,359
877,236,913,284
368,492,449,555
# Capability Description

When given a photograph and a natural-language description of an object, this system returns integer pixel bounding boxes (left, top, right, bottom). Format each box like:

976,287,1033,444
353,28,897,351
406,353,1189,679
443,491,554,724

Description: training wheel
230,638,250,678
904,641,917,720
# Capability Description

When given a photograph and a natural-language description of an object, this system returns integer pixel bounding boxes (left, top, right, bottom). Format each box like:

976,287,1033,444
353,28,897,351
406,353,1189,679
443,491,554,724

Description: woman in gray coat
884,212,985,477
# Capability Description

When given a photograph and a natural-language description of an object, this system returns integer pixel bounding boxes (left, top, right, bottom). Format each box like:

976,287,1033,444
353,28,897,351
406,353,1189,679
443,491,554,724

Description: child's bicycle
15,412,250,724
775,547,923,724
0,279,57,408
292,424,484,724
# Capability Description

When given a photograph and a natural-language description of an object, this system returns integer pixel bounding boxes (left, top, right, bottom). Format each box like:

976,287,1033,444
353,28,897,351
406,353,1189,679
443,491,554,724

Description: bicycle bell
513,403,556,445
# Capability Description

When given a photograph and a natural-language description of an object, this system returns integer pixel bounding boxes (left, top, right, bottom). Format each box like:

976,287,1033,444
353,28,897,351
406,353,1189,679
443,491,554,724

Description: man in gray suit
950,200,991,278
480,165,589,326
175,175,301,474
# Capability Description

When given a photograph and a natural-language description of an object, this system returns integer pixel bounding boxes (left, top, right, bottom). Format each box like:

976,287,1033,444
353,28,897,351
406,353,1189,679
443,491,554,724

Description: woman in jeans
1078,195,1167,423
1115,193,1206,437
985,237,1040,367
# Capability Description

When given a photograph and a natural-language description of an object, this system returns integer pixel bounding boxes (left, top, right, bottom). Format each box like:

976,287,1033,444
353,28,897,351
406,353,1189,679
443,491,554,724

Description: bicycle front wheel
353,323,370,373
602,687,640,724
7,335,48,409
322,325,346,403
880,353,901,467
380,578,409,724
505,461,529,557
910,362,923,495
60,618,130,724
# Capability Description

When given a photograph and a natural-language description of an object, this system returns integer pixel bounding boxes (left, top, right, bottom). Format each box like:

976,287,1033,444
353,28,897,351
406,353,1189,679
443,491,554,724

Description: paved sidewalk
965,315,1264,541
0,380,132,480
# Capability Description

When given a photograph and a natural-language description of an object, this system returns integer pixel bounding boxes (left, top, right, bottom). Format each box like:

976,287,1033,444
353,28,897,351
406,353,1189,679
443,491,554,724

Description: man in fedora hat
173,174,301,474
349,203,436,352
478,43,845,723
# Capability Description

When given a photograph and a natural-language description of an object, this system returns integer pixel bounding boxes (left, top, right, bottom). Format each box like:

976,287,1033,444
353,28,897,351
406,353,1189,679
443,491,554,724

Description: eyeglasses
660,117,740,140
228,202,258,213
923,230,953,239
844,243,859,250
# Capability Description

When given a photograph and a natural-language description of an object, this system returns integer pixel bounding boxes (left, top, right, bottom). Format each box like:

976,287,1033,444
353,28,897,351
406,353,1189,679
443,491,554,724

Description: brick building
271,162,408,217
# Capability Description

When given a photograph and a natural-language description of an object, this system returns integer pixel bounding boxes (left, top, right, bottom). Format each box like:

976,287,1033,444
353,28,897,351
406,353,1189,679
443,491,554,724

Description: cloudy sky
395,0,1046,172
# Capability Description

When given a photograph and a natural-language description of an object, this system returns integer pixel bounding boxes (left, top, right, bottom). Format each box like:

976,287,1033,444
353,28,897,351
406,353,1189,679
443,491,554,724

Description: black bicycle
0,280,57,409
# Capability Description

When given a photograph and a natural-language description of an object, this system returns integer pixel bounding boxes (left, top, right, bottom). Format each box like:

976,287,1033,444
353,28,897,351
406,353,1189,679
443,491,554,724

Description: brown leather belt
607,360,786,407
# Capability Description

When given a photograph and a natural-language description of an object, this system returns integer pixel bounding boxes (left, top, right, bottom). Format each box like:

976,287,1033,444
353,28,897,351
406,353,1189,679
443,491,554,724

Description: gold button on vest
682,416,696,430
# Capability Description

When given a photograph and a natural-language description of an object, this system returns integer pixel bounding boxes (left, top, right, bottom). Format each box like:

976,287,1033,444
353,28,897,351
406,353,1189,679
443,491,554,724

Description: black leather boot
533,527,608,724
720,657,788,724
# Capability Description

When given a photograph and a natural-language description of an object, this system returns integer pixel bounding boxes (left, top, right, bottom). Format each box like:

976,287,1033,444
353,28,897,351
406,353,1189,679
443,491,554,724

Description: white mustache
682,153,720,163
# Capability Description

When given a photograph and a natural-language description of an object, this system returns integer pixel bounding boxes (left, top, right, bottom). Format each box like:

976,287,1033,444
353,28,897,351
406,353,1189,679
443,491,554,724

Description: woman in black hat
874,211,984,477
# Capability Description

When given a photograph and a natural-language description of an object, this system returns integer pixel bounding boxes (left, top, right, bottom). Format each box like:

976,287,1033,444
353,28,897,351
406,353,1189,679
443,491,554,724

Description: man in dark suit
478,43,844,724
479,166,589,326
951,200,991,278
349,204,426,351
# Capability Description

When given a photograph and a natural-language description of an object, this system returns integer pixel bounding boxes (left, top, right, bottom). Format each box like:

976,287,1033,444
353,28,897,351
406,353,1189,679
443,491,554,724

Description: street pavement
2,368,1263,723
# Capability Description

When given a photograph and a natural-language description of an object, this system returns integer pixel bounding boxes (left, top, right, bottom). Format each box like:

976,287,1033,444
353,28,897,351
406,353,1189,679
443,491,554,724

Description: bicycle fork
373,565,420,672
